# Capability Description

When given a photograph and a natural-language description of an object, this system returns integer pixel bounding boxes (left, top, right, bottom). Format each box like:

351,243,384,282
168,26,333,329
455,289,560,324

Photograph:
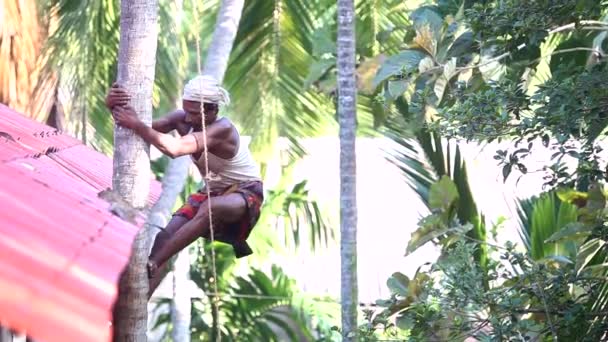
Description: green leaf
410,6,443,34
540,255,574,265
446,31,474,58
576,238,606,274
549,37,591,75
395,313,415,330
502,163,513,182
311,25,335,57
555,187,588,206
387,79,409,101
304,58,335,88
429,175,459,211
373,50,427,87
479,45,505,82
545,222,591,243
418,56,435,73
516,191,580,260
387,272,410,296
377,28,394,44
394,96,409,117
406,220,450,255
443,57,457,79
434,76,448,103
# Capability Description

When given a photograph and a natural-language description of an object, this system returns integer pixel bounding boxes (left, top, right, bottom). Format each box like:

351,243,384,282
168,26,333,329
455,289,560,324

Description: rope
191,0,221,340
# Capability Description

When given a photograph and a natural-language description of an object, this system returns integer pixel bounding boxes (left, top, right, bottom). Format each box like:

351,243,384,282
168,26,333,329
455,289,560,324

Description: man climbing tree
106,75,264,294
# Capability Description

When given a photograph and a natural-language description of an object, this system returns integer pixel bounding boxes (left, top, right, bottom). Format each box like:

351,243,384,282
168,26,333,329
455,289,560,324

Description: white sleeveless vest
190,125,261,191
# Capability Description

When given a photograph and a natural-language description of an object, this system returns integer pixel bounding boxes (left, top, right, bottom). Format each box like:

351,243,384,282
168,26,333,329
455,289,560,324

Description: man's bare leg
148,215,190,297
147,193,247,281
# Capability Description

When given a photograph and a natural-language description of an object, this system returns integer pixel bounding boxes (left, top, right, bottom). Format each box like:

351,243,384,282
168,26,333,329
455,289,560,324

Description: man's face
182,100,219,128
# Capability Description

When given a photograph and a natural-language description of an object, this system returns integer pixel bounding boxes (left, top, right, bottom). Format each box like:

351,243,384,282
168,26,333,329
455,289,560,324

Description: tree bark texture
202,0,244,82
111,1,159,341
337,0,359,340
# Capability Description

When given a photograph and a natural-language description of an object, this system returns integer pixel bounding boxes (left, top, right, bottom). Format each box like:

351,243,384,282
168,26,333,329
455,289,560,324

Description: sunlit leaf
418,56,435,73
373,50,427,87
387,272,410,296
396,313,415,330
446,30,474,58
304,58,335,89
410,6,443,34
576,238,606,274
545,222,591,243
406,218,449,255
429,175,459,211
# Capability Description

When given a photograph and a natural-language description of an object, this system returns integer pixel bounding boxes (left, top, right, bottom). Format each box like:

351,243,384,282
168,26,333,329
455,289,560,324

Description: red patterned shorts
173,180,264,257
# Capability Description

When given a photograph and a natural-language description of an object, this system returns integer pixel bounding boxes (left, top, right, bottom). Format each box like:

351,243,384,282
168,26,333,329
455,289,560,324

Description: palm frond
253,161,334,252
515,191,578,260
0,0,55,119
384,104,488,283
222,0,334,163
189,262,317,341
37,0,120,152
37,0,207,153
221,265,314,341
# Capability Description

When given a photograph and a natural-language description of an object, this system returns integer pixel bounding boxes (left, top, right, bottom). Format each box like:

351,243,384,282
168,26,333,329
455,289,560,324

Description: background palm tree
336,0,358,340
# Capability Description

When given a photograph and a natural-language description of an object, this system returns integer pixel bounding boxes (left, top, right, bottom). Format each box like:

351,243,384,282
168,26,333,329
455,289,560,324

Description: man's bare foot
147,260,159,279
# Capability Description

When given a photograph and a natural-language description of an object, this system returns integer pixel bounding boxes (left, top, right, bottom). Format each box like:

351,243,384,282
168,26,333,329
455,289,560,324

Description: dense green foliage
361,0,608,340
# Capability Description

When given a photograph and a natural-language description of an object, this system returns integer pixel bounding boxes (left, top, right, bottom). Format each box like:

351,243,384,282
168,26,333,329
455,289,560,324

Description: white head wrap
182,75,231,106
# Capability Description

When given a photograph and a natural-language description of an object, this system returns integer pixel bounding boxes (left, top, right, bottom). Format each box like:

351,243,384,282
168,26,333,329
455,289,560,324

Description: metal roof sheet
0,104,162,342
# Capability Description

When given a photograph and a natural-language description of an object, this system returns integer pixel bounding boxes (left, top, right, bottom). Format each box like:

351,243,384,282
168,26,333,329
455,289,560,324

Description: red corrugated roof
0,104,162,342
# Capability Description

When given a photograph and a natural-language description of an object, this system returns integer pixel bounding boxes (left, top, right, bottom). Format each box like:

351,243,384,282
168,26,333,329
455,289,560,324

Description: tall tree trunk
337,0,358,341
111,0,159,341
201,0,244,81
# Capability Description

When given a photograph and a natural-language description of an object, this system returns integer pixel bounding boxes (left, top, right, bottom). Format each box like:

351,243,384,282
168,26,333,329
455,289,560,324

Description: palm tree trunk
202,0,244,81
337,0,358,340
111,0,159,341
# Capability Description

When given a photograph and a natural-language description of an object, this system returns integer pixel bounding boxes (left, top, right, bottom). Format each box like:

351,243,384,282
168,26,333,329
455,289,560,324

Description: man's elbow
158,146,178,159
163,147,187,159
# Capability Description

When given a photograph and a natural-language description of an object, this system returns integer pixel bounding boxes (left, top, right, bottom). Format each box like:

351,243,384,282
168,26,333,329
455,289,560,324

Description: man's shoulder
169,109,186,119
213,117,237,133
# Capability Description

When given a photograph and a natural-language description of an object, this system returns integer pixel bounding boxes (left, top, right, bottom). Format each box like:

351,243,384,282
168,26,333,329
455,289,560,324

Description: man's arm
112,106,226,158
152,110,185,133
105,83,183,134
132,121,227,158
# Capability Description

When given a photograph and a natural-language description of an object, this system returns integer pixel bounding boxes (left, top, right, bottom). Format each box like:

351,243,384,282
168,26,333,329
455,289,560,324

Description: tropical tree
360,0,608,340
110,0,159,340
336,0,358,340
0,0,57,123
222,0,339,165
